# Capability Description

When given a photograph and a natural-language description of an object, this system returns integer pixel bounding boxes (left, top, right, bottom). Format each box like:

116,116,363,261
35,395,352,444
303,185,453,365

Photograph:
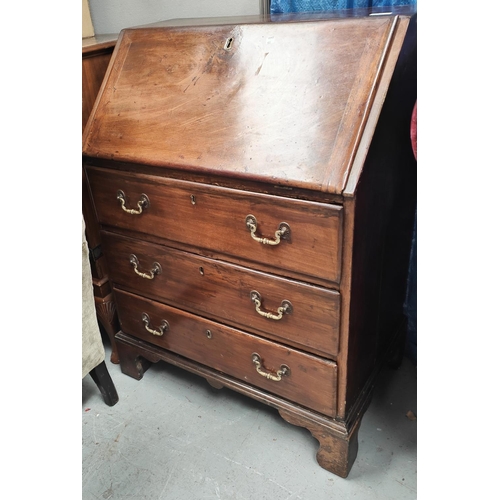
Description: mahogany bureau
82,9,417,478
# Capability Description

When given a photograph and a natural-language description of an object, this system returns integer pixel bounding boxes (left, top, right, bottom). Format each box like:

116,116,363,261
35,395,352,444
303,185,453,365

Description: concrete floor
82,337,417,500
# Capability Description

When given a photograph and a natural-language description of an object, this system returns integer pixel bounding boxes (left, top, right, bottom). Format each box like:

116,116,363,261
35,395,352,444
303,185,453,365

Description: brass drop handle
129,254,162,279
251,353,290,382
250,290,293,321
245,215,290,246
142,313,169,337
117,190,150,215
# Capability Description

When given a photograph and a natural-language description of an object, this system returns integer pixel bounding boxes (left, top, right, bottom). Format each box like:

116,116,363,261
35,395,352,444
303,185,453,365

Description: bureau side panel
341,14,417,418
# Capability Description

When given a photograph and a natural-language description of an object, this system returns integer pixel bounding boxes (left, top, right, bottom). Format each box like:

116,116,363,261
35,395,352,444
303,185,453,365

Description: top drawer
86,166,343,287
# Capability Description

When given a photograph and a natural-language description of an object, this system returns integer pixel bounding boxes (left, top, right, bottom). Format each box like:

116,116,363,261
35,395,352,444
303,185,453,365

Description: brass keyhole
224,37,233,51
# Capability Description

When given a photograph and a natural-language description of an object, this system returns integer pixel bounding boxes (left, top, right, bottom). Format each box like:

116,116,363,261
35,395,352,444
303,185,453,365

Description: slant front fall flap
83,16,406,195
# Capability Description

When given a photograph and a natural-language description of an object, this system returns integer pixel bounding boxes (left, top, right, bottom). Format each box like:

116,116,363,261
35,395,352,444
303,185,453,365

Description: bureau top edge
132,6,415,30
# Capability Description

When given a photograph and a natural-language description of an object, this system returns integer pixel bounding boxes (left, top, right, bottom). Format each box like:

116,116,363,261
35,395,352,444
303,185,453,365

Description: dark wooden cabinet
82,35,121,363
82,8,417,477
82,35,118,132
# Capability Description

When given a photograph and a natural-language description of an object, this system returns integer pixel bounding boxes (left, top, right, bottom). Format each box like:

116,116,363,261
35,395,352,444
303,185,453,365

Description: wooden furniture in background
82,8,417,477
82,34,120,363
82,35,118,132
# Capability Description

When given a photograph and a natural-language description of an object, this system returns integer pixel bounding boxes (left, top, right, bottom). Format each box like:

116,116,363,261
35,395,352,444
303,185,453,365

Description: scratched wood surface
83,17,401,194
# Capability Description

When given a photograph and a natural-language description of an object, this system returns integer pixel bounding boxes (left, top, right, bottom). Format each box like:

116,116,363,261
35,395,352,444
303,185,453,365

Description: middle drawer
102,231,340,358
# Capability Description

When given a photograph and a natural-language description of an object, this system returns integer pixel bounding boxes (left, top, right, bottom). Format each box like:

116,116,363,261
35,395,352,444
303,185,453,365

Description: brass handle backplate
245,215,290,246
117,190,150,215
251,352,290,382
250,290,292,321
142,313,169,337
129,254,162,279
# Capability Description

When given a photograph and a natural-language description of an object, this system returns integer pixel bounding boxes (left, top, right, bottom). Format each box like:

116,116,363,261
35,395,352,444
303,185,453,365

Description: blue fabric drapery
270,1,416,13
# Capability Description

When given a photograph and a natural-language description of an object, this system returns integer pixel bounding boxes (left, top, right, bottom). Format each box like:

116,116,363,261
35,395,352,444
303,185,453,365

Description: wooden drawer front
87,166,343,287
114,288,337,417
102,231,340,358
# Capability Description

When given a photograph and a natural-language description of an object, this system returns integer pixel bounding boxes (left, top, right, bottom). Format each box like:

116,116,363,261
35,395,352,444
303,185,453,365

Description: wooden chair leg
89,361,119,406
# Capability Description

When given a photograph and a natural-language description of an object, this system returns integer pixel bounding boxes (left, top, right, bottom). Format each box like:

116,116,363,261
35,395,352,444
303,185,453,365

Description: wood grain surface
114,288,337,416
86,166,343,286
101,231,340,358
83,17,403,194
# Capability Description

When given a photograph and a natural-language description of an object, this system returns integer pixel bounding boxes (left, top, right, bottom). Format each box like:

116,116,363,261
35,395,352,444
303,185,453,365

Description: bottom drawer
114,288,338,417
